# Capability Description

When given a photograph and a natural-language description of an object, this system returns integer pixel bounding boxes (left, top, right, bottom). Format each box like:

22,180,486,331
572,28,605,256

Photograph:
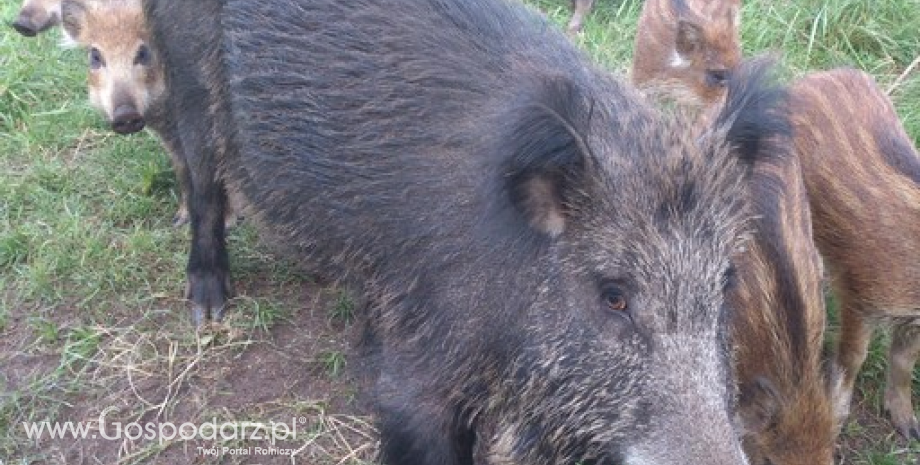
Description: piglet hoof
12,20,39,37
223,212,243,230
185,272,233,327
897,417,920,441
886,408,920,441
172,214,189,227
172,208,190,228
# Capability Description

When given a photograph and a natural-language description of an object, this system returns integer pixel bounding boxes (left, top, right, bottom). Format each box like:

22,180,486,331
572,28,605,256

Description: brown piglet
632,0,742,106
61,0,239,229
727,105,838,465
790,68,920,440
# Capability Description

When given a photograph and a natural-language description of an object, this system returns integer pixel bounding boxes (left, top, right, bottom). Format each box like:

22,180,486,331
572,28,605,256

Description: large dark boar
729,130,837,464
11,0,60,36
145,0,790,462
632,0,742,106
790,68,920,439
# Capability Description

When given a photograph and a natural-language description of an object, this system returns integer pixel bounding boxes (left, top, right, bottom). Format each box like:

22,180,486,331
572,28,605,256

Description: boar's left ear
738,375,782,434
709,55,792,170
503,78,594,238
61,0,87,44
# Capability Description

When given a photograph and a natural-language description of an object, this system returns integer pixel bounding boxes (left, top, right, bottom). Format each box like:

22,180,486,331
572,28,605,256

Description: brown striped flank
730,124,836,465
790,68,920,439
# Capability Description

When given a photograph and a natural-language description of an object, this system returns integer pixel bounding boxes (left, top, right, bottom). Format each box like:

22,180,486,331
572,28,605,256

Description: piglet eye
602,287,628,313
135,44,151,66
706,69,730,88
89,47,104,69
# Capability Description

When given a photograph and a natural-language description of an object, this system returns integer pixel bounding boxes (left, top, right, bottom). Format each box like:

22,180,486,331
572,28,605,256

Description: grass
1,0,919,464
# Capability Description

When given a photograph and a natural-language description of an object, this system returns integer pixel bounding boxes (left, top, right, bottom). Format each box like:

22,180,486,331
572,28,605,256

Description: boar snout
112,105,145,134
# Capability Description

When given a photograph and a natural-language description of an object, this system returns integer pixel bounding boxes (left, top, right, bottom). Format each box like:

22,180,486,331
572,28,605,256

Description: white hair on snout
623,335,751,465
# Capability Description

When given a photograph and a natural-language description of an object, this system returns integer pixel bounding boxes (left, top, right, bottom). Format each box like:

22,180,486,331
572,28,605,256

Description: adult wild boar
145,0,790,462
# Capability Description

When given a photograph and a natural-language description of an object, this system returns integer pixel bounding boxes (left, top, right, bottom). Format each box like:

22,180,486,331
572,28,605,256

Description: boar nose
11,18,38,37
706,69,730,88
112,106,146,134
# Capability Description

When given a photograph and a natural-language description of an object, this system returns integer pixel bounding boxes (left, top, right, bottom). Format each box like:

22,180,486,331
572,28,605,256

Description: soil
0,276,377,465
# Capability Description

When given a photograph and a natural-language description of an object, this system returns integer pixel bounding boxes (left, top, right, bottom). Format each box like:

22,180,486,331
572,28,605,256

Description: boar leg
183,170,232,325
835,300,873,423
885,321,920,440
174,114,232,325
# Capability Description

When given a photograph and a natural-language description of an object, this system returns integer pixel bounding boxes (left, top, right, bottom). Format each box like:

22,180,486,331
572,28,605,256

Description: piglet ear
503,78,594,238
738,376,782,434
61,0,87,43
675,19,703,56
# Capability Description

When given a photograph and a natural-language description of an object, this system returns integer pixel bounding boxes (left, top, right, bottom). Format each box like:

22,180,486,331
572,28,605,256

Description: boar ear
504,79,594,238
708,55,791,169
738,376,782,434
675,19,703,56
61,0,87,44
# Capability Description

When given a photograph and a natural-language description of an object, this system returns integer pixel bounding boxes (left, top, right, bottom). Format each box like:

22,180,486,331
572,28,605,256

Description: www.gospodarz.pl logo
21,406,303,446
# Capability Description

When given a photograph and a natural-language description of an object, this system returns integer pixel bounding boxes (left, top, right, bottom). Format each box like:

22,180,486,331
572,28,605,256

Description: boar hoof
185,271,233,327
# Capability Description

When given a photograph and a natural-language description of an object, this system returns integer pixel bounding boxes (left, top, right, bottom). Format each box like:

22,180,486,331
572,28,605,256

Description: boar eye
601,285,629,315
135,44,151,66
89,47,104,69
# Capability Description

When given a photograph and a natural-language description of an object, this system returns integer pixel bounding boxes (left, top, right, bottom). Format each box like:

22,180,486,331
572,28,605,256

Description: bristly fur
146,0,793,462
710,55,791,167
728,69,836,463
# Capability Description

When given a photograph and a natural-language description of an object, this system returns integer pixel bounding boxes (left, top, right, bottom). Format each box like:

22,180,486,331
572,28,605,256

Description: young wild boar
11,0,61,36
61,0,163,136
148,0,790,462
728,130,837,464
789,68,920,439
632,0,742,106
60,0,237,228
566,0,595,34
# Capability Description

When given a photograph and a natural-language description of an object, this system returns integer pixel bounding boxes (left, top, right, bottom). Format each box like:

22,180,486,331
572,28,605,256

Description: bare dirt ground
1,265,379,464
